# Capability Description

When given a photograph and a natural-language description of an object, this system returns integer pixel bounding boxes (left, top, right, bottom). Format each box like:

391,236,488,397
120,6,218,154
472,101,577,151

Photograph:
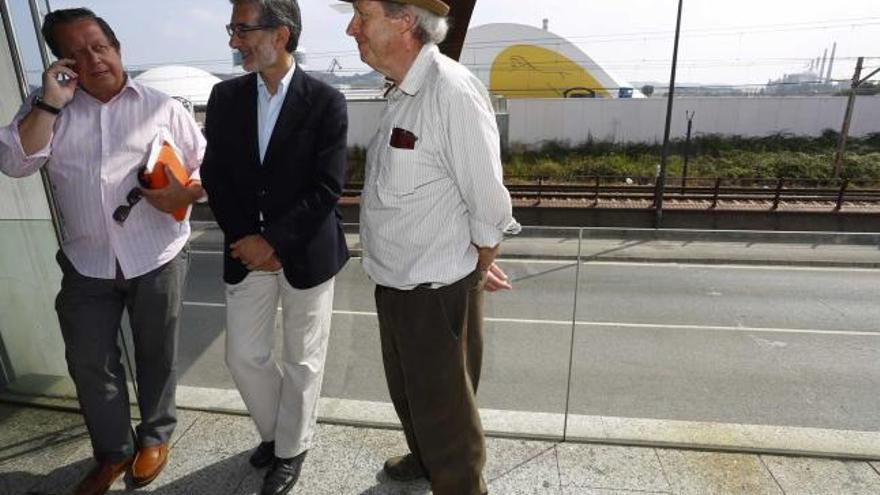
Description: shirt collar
257,59,296,98
123,76,143,99
397,43,437,97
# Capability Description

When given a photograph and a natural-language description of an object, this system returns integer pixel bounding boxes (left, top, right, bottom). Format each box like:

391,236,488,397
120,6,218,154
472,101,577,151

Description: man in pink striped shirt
0,8,204,495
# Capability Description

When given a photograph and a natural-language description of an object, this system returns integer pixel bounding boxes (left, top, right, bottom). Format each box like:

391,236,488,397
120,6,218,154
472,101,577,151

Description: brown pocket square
390,127,418,149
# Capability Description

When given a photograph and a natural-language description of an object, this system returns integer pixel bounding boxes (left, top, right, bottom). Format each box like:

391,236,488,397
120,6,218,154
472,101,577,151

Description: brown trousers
375,270,487,495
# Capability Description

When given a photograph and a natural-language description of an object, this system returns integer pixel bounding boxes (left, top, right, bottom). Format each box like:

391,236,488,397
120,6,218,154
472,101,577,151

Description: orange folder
142,134,191,221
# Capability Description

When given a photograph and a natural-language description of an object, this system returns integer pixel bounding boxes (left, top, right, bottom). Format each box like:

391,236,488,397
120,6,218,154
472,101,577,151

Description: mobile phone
55,65,78,85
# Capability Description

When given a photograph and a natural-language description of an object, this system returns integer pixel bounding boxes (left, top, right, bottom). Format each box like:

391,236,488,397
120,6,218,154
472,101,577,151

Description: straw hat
340,0,450,17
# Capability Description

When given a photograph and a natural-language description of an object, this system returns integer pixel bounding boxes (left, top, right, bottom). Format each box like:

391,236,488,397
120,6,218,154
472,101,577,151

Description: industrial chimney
542,18,549,31
826,42,837,83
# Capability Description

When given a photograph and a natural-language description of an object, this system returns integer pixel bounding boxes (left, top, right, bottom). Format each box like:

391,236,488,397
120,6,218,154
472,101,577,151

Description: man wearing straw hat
342,1,518,493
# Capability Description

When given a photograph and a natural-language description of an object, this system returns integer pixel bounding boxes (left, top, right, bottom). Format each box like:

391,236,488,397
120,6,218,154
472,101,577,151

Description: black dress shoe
261,450,306,495
250,441,276,469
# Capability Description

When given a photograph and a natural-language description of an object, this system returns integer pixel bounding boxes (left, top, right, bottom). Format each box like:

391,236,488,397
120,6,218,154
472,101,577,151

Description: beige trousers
225,271,334,458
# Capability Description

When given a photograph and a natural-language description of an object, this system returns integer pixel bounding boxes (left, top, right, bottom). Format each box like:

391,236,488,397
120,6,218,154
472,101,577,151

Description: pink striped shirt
0,78,205,279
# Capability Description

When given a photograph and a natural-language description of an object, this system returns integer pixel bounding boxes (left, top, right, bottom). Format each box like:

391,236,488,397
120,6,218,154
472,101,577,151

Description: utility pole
654,0,684,228
834,57,880,178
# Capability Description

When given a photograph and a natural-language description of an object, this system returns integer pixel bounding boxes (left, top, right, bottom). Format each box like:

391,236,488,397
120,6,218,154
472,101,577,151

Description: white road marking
181,302,879,337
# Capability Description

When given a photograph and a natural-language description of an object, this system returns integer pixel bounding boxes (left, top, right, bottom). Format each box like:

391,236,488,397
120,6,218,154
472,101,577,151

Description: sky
13,0,880,87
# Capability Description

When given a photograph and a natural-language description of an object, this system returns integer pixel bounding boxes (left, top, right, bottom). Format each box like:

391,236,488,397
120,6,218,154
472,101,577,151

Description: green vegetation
346,131,880,185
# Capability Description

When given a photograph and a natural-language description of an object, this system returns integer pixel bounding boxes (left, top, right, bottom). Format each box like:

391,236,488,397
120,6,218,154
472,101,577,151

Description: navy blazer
201,66,349,288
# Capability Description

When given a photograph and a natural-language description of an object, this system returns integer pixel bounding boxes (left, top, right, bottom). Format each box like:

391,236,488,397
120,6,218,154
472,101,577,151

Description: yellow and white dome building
460,23,641,99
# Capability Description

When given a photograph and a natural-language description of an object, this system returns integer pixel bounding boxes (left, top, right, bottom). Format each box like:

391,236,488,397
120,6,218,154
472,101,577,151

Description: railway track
343,177,880,212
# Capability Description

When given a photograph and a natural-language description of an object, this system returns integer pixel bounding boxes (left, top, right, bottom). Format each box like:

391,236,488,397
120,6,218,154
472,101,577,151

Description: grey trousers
54,248,189,462
375,270,487,495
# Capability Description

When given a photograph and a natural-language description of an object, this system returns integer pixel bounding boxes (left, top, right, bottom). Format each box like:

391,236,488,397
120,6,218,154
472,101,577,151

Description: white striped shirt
360,44,518,290
0,78,205,279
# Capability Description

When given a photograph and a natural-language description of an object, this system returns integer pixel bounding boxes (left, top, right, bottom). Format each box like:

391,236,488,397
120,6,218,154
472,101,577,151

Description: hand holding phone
40,58,78,109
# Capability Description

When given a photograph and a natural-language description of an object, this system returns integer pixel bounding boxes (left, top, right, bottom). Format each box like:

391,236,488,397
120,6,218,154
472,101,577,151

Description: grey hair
381,2,449,45
230,0,302,53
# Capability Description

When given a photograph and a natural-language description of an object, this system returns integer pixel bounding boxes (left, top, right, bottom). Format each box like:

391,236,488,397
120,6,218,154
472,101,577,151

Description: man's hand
41,59,78,109
230,235,276,271
18,59,79,155
141,167,203,213
253,254,282,272
476,244,512,292
481,262,512,292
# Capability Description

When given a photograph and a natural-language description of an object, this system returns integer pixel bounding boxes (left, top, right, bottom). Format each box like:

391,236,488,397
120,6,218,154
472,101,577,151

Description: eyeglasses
113,167,149,225
225,23,275,38
112,188,143,224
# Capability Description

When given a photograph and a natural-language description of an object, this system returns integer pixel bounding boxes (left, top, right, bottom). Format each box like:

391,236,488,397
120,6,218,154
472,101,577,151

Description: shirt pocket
377,147,446,197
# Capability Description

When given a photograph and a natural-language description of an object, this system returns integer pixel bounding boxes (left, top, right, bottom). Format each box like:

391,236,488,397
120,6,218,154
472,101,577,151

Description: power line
87,54,878,75
110,15,880,69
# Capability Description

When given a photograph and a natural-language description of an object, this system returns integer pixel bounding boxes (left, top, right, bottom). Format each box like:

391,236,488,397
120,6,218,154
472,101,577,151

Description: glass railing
0,219,66,394
3,222,880,450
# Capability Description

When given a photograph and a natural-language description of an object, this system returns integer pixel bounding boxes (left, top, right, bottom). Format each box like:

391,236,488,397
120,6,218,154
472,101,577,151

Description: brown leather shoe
131,443,169,487
73,457,132,495
383,453,428,481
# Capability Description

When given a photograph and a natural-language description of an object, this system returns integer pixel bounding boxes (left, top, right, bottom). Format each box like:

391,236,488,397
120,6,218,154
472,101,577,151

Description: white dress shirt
257,60,295,163
360,44,519,290
0,78,205,279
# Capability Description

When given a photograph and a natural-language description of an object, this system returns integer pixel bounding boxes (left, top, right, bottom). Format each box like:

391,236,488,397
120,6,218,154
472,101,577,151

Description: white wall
346,100,384,149
345,96,880,147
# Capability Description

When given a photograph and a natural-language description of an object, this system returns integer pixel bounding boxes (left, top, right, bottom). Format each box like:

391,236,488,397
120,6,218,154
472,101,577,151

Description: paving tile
561,488,670,495
488,444,561,494
657,450,783,495
485,437,558,484
295,424,369,495
762,455,880,495
556,443,669,492
132,449,253,494
341,426,431,495
0,407,211,494
0,431,99,495
0,404,86,462
170,411,261,456
164,407,202,446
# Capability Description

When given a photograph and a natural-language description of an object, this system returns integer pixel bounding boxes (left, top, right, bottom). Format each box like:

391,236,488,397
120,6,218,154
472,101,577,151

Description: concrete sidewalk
2,402,880,495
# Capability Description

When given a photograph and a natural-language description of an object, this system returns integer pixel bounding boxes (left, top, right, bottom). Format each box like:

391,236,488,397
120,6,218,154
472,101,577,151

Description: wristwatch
32,95,62,115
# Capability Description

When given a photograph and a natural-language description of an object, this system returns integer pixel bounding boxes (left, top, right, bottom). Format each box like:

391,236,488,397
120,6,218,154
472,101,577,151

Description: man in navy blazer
200,1,347,494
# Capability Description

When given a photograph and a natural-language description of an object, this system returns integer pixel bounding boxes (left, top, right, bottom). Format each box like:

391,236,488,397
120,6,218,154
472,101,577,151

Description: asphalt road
176,244,880,433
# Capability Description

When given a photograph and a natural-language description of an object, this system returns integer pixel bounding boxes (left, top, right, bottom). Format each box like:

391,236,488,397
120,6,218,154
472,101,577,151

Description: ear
275,25,291,51
395,10,418,35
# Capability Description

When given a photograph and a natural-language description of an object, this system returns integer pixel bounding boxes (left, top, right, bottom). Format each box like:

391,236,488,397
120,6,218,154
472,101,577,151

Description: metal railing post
710,178,722,209
835,179,849,212
771,178,785,211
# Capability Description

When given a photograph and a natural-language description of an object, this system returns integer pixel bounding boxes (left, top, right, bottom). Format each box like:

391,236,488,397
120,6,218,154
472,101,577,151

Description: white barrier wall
347,100,385,149
345,96,880,148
